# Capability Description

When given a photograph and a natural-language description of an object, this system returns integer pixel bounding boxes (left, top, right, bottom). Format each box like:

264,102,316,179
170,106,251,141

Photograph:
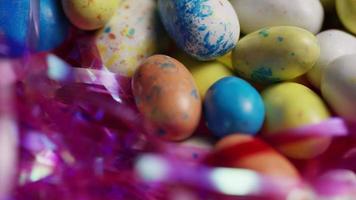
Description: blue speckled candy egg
204,76,265,137
0,0,69,57
158,0,240,61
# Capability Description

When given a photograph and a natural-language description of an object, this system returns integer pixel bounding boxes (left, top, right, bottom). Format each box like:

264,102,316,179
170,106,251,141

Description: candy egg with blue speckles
158,0,240,61
96,0,168,76
232,26,320,84
132,55,202,141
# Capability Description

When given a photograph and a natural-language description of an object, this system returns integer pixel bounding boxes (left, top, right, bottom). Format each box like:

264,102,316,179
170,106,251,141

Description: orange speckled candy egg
132,55,202,141
209,134,300,180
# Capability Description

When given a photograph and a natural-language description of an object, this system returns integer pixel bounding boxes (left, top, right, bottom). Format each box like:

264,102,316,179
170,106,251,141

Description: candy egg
232,26,320,83
336,0,356,35
96,0,168,76
322,54,356,122
0,0,69,56
62,0,121,30
132,55,201,141
262,83,331,159
307,30,356,89
209,134,300,180
158,0,240,61
173,52,233,98
204,77,265,137
230,0,324,34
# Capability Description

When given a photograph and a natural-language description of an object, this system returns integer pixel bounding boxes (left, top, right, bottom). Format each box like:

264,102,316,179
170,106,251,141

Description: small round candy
262,82,331,159
322,54,356,122
132,55,202,141
307,30,356,89
232,26,320,83
204,76,265,137
158,0,240,60
62,0,121,30
336,0,356,35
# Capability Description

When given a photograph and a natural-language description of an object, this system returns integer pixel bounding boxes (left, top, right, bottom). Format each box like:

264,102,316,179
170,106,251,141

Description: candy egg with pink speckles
96,0,168,76
132,55,202,141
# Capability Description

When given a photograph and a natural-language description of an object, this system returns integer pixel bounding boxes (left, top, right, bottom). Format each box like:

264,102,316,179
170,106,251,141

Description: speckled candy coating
132,55,202,141
158,0,240,61
232,26,320,83
96,0,167,76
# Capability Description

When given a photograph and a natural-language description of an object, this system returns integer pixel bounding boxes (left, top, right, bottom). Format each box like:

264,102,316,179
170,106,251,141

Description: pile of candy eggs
1,0,356,199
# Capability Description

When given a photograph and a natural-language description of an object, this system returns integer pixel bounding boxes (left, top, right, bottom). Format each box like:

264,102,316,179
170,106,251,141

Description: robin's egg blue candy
232,26,320,84
336,0,356,35
96,0,168,76
62,0,121,30
0,0,69,57
204,76,265,137
158,0,240,61
307,30,356,88
173,52,233,98
132,55,202,141
322,54,356,122
262,83,331,159
230,0,324,34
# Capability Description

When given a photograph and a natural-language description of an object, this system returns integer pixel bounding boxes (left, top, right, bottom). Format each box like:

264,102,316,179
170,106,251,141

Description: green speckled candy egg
232,26,320,83
62,0,121,30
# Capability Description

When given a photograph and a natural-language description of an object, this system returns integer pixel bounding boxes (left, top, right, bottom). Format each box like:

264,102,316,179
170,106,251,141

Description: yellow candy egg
173,53,233,98
62,0,121,30
232,26,320,83
262,82,331,159
336,0,356,34
216,52,234,70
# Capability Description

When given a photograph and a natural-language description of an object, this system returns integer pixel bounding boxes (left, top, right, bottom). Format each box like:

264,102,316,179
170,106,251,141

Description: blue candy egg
0,0,69,57
158,0,240,61
204,76,265,137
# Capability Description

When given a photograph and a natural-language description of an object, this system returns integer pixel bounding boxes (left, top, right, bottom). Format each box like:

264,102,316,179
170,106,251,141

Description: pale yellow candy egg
173,53,233,98
62,0,121,30
336,0,356,34
262,82,331,159
232,26,320,84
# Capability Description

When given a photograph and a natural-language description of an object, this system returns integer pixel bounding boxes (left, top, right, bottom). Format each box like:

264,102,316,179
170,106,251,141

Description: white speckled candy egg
230,0,324,34
321,54,356,122
158,0,240,61
96,0,168,76
307,30,356,88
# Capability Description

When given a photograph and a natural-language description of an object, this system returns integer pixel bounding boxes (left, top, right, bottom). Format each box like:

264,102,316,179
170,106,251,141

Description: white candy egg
321,54,356,122
230,0,324,34
308,30,356,88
